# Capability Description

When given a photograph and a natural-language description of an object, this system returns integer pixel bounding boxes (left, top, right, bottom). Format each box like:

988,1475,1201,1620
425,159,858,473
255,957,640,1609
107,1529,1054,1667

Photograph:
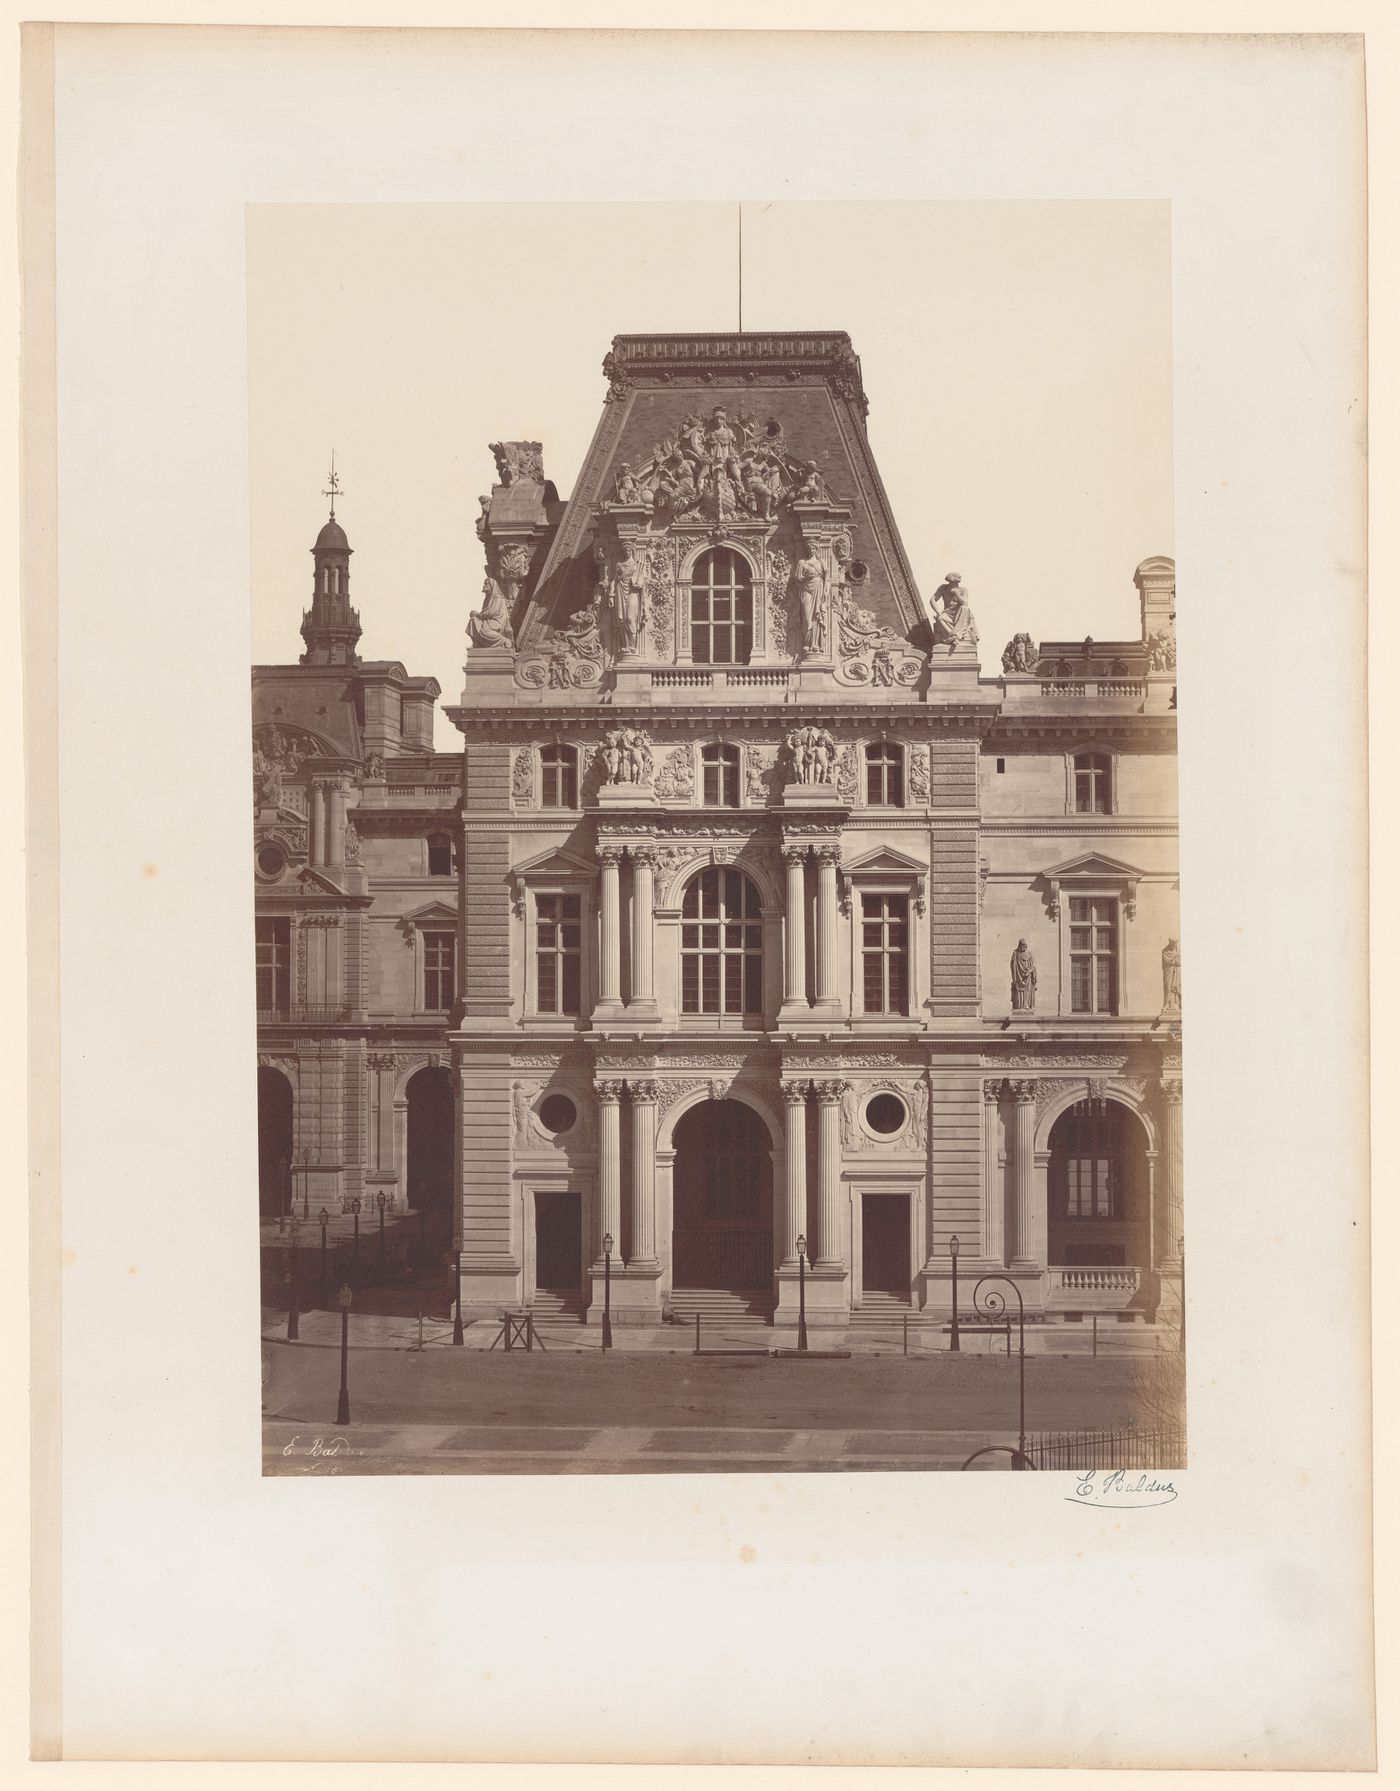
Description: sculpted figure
793,460,827,502
1162,938,1182,1012
252,741,280,810
705,406,737,466
931,572,979,653
793,544,828,655
1010,939,1037,1012
622,727,652,784
467,575,512,649
871,649,895,687
490,441,545,486
607,544,650,654
1001,632,1037,674
1147,629,1177,671
614,463,640,505
787,724,835,785
602,731,624,783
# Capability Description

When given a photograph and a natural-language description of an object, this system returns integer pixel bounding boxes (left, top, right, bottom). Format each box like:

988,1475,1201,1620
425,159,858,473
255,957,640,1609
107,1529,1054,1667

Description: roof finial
322,450,341,520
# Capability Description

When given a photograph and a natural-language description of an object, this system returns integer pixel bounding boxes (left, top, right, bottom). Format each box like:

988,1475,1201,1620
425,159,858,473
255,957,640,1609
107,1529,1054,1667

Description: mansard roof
515,331,929,654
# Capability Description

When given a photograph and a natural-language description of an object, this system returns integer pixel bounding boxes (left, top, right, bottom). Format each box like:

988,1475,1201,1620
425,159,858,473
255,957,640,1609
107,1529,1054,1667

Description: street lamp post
796,1234,809,1353
949,1234,961,1352
286,1214,301,1342
376,1190,388,1279
280,1154,291,1233
349,1198,361,1281
300,1148,310,1220
450,1249,464,1346
335,1282,352,1425
318,1206,329,1297
973,1275,1028,1468
1179,1234,1186,1357
602,1232,614,1351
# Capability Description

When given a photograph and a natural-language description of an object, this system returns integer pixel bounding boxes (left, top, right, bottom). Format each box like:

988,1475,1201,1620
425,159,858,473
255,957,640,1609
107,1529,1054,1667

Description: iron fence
1024,1424,1186,1471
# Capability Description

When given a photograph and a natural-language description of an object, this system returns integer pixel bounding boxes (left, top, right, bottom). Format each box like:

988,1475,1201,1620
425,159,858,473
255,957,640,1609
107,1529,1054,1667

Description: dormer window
865,743,904,807
689,548,753,665
701,743,741,808
540,745,578,810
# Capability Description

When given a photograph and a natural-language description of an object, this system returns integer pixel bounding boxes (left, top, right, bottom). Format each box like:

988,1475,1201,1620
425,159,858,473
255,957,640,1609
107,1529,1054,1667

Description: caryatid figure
793,544,828,655
1010,938,1037,1011
607,545,649,655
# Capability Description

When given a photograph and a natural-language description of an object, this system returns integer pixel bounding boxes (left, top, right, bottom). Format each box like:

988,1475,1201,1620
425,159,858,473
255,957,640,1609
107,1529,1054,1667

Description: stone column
596,844,624,1015
983,1079,1006,1264
1158,1078,1184,1267
327,780,347,866
813,844,842,1012
813,1079,849,1266
628,1079,659,1264
780,1080,809,1264
1009,1079,1038,1268
595,1080,625,1257
628,846,659,1019
782,846,809,1010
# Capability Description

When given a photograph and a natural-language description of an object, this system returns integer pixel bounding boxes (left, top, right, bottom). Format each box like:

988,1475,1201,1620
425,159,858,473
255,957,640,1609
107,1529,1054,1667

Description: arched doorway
1047,1098,1150,1269
406,1066,454,1247
257,1067,293,1220
672,1099,774,1304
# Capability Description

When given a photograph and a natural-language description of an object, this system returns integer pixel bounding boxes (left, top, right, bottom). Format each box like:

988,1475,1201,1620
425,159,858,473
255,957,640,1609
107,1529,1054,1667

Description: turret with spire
300,455,362,666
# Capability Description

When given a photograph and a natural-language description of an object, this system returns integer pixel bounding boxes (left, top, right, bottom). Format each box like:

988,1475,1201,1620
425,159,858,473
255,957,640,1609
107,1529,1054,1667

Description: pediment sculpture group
609,407,831,525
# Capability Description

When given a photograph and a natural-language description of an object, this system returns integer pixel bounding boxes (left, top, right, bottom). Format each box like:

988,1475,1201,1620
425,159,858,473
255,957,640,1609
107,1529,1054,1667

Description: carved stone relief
654,747,695,801
908,746,930,803
511,749,534,805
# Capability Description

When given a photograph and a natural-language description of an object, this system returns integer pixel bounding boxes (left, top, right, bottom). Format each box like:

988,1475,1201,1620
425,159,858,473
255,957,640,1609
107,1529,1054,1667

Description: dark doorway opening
1047,1098,1149,1269
257,1067,293,1220
407,1067,454,1252
861,1194,910,1297
672,1099,774,1295
535,1192,583,1293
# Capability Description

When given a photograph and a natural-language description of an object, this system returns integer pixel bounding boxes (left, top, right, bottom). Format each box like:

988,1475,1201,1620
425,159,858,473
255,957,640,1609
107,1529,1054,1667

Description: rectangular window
1074,753,1112,815
1068,896,1118,1014
255,917,291,1016
540,747,578,810
427,835,454,876
701,744,740,808
1065,1156,1116,1218
535,893,582,1015
423,932,456,1012
860,893,909,1015
865,744,904,807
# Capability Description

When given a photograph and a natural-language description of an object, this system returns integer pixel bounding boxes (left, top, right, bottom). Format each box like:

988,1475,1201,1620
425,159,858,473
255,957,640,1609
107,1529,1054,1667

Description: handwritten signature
279,1434,362,1475
1068,1469,1178,1509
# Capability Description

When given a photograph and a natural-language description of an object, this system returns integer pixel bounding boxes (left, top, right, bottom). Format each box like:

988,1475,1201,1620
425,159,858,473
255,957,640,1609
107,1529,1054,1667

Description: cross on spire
322,450,342,519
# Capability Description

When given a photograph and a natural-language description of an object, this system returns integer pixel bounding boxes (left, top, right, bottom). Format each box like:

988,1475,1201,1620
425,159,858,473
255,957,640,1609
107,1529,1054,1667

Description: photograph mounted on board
250,202,1183,1477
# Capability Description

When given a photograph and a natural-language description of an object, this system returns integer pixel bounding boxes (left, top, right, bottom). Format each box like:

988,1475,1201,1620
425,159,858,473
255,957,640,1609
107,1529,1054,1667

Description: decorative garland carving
767,549,791,656
512,748,534,805
908,746,930,803
654,746,695,801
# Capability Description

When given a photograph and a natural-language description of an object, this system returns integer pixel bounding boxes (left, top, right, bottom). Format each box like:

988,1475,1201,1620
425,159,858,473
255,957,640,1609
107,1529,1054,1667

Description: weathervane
322,450,342,520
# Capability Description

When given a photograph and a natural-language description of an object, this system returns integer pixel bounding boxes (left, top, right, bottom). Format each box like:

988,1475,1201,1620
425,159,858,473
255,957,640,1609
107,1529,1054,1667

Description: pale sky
248,201,1173,748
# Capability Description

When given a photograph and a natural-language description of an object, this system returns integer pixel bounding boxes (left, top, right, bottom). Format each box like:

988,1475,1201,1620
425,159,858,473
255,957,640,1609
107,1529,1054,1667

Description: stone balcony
995,672,1176,715
1045,1265,1145,1312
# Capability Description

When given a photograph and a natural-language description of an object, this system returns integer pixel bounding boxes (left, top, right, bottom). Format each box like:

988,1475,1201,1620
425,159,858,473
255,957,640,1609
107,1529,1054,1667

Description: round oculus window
256,843,286,879
865,1093,907,1136
846,558,870,583
537,1094,577,1136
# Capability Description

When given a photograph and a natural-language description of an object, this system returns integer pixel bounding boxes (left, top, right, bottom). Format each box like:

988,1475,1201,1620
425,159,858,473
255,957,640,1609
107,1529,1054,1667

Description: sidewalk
261,1306,1173,1358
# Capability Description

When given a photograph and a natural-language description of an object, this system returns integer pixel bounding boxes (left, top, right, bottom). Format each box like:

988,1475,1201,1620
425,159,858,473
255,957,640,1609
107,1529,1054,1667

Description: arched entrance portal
671,1100,774,1306
406,1067,454,1248
257,1067,293,1220
1046,1098,1150,1269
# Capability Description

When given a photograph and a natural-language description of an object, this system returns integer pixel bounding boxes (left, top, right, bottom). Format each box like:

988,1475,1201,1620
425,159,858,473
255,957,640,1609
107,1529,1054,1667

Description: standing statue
601,728,652,785
1010,939,1038,1012
613,463,641,505
467,576,512,649
252,740,280,810
1162,938,1182,1012
793,544,828,656
932,573,979,652
607,544,650,654
490,441,546,486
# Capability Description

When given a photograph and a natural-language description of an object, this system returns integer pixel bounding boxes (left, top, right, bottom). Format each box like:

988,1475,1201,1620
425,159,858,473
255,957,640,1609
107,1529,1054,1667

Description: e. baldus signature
279,1434,362,1475
1068,1468,1178,1509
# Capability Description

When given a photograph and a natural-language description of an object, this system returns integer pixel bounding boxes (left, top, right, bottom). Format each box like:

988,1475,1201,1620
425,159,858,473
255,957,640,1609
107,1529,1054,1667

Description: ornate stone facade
255,332,1181,1331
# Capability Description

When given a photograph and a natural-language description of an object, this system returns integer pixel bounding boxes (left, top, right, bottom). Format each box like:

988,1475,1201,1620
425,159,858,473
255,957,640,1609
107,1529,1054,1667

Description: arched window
540,744,578,809
1047,1098,1149,1267
1073,751,1112,814
865,742,904,806
689,547,753,664
701,742,740,808
681,867,762,1015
